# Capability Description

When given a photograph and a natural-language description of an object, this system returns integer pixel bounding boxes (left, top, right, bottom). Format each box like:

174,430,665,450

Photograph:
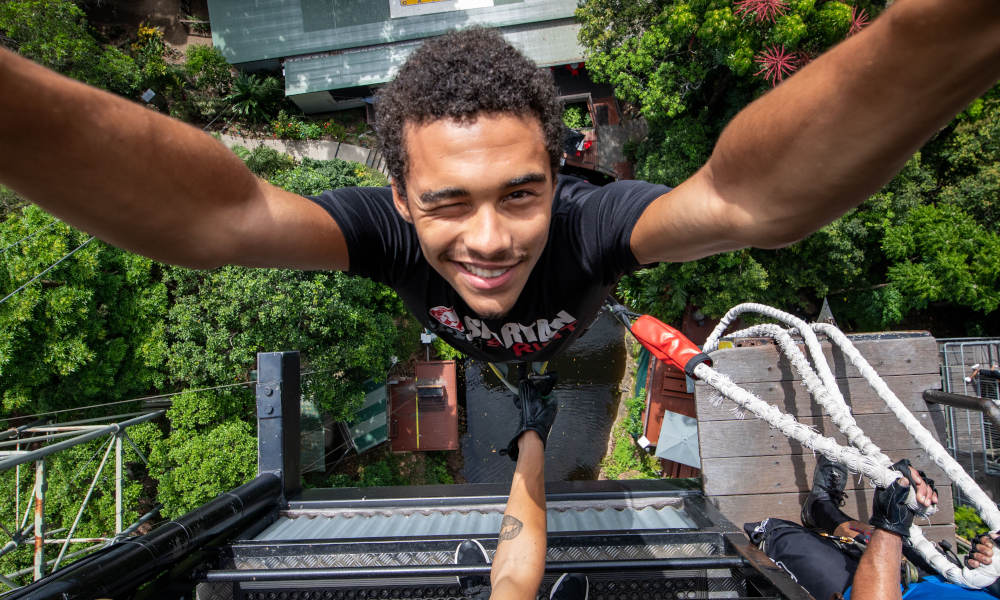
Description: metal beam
256,351,301,499
203,557,750,582
32,461,45,581
924,389,1000,428
0,411,164,472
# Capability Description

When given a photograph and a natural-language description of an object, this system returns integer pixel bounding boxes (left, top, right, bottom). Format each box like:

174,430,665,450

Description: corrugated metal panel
285,19,582,95
254,504,696,541
208,0,577,65
349,384,388,453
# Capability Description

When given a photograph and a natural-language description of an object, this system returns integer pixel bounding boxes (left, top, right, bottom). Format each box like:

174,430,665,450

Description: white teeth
464,264,509,278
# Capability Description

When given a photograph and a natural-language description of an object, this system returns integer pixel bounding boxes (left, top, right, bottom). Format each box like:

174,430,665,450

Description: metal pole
0,572,17,590
0,430,87,449
122,431,149,465
53,436,115,572
115,433,123,534
32,460,45,581
256,351,301,499
0,411,164,472
14,439,19,525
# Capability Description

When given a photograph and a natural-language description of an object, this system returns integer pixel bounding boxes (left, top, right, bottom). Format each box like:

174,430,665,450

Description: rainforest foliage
577,0,1000,332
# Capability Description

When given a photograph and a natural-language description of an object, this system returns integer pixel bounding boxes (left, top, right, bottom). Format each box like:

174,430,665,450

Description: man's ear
391,181,413,224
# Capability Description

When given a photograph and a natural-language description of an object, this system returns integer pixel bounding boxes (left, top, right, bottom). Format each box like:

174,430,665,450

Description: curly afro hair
374,27,563,197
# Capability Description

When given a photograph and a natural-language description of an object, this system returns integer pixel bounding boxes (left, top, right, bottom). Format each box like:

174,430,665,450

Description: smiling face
392,113,557,319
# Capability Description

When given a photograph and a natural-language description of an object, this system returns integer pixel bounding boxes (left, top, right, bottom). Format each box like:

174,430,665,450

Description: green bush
425,452,454,485
601,423,659,480
226,72,284,124
955,504,988,542
624,388,646,439
432,336,465,360
562,104,593,129
243,145,296,178
185,44,232,93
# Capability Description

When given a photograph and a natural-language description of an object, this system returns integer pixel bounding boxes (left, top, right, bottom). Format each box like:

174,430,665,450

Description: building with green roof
207,0,584,113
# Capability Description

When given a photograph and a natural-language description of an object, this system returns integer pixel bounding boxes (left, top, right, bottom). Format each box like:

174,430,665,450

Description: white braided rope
699,303,1000,588
719,323,888,466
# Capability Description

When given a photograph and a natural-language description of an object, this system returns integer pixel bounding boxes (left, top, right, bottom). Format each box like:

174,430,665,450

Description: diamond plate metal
233,542,720,570
196,582,234,600
235,574,719,600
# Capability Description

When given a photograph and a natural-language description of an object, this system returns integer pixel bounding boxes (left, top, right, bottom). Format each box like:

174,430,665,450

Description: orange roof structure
389,360,459,452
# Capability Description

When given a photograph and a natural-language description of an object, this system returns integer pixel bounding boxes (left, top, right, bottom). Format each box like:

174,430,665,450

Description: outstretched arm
632,0,1000,264
490,431,547,600
0,48,348,270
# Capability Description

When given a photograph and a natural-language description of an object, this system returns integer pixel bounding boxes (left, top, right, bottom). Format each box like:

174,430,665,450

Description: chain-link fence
939,340,1000,494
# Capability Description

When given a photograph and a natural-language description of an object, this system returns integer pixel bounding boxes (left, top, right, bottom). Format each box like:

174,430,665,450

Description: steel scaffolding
0,410,164,589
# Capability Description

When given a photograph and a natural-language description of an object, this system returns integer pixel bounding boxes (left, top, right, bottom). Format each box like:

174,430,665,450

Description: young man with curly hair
1,1,999,367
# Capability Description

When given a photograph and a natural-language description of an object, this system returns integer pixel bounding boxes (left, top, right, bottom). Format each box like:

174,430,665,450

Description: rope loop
687,303,1000,588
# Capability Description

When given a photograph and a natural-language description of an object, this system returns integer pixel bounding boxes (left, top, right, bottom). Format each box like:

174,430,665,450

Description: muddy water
459,311,627,483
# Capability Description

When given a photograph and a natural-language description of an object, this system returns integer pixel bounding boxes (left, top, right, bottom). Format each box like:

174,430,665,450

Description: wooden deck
694,333,954,541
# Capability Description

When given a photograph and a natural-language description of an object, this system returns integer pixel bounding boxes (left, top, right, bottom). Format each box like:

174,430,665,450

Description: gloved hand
500,372,558,462
870,458,934,537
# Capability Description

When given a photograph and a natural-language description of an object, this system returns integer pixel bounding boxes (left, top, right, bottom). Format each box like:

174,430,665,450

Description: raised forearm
851,529,903,600
708,0,1000,247
0,48,260,268
490,433,546,600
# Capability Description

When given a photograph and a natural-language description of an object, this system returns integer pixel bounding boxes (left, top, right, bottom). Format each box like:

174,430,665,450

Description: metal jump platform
6,351,807,600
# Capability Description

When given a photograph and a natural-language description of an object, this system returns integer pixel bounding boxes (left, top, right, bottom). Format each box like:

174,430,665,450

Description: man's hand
967,533,999,569
870,459,937,537
501,373,558,462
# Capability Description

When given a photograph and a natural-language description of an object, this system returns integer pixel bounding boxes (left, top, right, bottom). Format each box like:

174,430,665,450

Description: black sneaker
801,455,852,533
550,573,588,600
455,539,490,596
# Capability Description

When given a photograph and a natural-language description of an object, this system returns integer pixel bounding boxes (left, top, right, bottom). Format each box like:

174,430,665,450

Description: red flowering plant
849,6,870,36
734,0,788,24
754,45,800,86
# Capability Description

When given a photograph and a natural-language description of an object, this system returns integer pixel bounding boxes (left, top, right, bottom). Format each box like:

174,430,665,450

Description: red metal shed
389,360,459,452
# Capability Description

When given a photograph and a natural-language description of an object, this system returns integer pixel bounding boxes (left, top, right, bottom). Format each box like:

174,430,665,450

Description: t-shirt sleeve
307,186,418,285
559,178,671,284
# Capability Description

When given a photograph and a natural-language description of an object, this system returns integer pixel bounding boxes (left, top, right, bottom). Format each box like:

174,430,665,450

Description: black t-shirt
309,175,668,362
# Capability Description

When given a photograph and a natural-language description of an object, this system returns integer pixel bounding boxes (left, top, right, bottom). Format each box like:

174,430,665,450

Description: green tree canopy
0,0,141,96
578,0,999,332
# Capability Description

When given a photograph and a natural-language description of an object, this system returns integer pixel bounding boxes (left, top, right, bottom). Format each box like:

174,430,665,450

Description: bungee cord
624,301,1000,589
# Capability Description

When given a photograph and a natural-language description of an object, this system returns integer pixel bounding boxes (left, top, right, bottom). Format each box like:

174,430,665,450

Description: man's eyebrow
417,173,548,206
504,173,547,187
418,187,468,206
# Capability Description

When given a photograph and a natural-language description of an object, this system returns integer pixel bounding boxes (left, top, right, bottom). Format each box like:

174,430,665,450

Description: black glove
500,372,558,462
870,459,918,538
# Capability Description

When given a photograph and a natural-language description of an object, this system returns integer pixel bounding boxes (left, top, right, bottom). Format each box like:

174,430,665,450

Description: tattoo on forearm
498,515,523,541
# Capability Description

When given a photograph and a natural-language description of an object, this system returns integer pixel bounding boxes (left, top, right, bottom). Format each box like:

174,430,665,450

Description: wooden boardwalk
694,333,954,541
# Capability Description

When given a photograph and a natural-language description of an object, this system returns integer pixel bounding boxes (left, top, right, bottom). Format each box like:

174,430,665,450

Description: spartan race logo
429,306,578,358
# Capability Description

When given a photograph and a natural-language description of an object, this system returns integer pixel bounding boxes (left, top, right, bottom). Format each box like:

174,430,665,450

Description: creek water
459,310,627,483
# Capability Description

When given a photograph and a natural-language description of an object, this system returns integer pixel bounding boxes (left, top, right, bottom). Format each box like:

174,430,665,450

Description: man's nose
463,204,511,259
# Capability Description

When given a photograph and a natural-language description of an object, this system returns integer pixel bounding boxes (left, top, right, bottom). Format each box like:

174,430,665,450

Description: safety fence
938,339,1000,491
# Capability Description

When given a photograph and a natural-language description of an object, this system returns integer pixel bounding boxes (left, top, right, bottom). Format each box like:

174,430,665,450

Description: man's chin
463,296,514,321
